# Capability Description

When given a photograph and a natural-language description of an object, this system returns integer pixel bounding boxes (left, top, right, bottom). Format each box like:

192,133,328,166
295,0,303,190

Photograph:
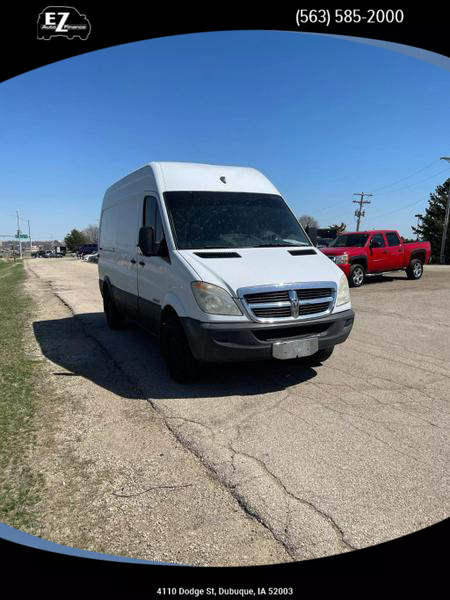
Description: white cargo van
98,162,354,382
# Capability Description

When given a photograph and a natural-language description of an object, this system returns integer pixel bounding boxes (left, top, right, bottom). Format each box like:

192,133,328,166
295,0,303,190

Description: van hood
178,247,343,296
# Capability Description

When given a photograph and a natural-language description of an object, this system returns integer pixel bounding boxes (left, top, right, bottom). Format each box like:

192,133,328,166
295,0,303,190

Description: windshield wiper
254,243,294,248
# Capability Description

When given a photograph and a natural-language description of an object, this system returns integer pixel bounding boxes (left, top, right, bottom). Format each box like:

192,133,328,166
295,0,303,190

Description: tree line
64,225,98,251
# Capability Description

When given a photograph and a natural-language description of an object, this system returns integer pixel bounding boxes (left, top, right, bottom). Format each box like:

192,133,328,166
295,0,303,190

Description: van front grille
244,288,333,304
238,283,336,323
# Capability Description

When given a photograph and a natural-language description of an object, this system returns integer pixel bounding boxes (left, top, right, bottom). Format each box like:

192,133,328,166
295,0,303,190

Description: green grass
0,260,42,530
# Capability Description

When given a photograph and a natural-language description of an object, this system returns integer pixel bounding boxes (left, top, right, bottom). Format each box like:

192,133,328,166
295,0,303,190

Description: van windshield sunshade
163,191,311,250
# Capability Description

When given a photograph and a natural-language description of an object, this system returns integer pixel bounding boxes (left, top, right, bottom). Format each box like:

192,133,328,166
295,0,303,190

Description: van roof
103,162,280,208
151,162,280,195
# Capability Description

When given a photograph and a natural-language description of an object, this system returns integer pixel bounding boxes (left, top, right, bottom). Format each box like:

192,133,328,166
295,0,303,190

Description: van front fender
161,291,193,319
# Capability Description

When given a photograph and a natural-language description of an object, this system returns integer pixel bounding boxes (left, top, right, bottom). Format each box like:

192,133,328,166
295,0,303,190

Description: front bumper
181,309,354,363
336,263,351,276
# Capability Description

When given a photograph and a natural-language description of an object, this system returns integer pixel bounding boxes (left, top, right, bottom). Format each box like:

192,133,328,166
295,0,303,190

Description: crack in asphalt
164,413,355,558
227,445,356,554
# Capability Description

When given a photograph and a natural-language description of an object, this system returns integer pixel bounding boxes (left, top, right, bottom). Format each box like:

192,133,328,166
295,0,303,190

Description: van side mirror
138,226,155,256
157,238,169,258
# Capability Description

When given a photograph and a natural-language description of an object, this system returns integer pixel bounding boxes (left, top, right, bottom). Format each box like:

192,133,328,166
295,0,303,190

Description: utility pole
28,220,32,255
353,193,373,231
16,209,22,259
414,214,422,241
439,157,450,264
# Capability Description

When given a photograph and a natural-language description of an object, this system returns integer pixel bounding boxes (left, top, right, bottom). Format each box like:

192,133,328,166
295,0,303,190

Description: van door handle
139,261,145,266
130,258,136,264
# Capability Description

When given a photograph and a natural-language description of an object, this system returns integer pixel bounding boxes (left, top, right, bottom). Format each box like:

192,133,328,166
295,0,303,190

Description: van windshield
163,192,310,249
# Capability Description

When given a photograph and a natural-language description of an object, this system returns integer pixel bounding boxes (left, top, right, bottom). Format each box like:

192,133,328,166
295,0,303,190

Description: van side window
386,232,400,246
143,196,164,244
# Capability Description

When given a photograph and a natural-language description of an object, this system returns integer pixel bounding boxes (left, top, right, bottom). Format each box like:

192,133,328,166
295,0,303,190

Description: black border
1,5,449,83
1,2,449,584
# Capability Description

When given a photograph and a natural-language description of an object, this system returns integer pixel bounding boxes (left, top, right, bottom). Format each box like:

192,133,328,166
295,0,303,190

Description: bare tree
329,222,347,233
82,224,99,243
297,215,319,229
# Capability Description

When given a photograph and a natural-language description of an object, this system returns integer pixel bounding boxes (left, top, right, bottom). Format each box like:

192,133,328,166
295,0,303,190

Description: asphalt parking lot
26,258,450,562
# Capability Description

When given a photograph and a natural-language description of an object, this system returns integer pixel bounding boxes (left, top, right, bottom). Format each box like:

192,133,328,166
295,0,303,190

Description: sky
1,31,449,242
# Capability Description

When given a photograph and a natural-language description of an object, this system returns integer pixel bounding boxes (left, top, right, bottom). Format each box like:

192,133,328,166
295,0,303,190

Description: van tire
103,287,126,330
349,264,365,287
406,258,423,280
303,346,334,366
161,316,200,384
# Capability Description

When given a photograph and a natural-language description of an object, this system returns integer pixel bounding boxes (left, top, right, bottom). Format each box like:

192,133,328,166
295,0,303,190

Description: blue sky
1,31,449,241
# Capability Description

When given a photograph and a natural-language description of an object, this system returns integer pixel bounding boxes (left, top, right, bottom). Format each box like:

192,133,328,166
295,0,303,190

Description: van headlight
336,274,351,306
191,282,242,316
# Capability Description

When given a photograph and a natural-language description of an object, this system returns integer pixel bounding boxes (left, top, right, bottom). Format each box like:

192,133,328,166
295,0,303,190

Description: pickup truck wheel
406,258,423,280
103,287,126,330
162,317,200,384
303,346,334,366
349,264,365,287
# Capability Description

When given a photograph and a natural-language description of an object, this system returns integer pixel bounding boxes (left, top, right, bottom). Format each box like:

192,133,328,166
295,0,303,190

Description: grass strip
0,260,42,530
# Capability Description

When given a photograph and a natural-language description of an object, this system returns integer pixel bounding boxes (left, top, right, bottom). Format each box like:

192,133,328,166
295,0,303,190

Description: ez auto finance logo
37,6,91,40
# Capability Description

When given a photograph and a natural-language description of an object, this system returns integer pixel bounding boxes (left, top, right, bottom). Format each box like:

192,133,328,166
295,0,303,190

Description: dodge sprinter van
98,162,354,382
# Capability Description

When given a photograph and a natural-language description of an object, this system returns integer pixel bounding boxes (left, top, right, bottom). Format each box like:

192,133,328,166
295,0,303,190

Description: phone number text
296,9,404,27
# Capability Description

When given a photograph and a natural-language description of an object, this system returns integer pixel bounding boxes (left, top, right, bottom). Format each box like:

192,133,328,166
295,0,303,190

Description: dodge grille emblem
289,289,300,318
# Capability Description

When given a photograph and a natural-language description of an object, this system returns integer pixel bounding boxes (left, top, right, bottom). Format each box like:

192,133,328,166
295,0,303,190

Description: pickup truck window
164,192,310,250
386,232,401,246
330,234,369,247
370,234,385,247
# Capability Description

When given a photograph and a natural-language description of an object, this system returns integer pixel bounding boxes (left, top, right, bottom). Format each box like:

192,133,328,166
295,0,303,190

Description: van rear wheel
103,287,126,330
161,316,200,384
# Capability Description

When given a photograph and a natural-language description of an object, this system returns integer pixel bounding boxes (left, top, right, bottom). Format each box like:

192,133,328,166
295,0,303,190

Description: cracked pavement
26,259,450,562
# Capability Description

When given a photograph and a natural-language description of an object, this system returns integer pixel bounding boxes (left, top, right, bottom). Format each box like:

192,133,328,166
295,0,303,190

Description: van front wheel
161,316,200,383
103,287,126,330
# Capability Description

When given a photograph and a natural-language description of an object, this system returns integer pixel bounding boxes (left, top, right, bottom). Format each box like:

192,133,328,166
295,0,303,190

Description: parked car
321,230,431,287
86,253,98,263
77,244,98,259
98,162,354,383
317,237,334,248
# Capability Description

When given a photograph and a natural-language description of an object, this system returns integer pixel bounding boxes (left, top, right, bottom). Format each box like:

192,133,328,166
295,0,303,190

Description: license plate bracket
272,337,319,360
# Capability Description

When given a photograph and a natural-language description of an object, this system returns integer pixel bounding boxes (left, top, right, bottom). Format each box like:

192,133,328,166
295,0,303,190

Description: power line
369,168,450,220
370,197,427,220
374,167,450,197
369,159,440,194
309,160,447,217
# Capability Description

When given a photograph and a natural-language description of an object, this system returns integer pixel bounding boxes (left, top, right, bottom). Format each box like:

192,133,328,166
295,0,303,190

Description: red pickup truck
321,230,431,287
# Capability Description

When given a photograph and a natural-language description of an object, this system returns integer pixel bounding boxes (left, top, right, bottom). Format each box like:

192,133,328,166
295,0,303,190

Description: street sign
15,234,28,239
